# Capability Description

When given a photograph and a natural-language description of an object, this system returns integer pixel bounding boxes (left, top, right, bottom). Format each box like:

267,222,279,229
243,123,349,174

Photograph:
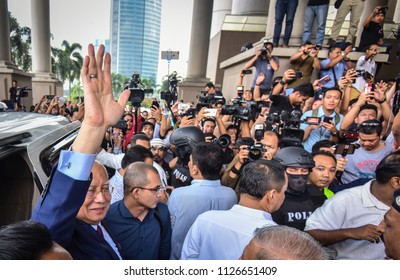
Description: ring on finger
89,74,97,79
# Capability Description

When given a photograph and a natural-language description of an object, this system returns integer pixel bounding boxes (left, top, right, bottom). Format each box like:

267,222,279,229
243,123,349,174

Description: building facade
110,0,161,81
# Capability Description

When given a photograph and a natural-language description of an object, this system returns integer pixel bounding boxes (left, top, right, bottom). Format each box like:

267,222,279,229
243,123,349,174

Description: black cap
393,189,400,213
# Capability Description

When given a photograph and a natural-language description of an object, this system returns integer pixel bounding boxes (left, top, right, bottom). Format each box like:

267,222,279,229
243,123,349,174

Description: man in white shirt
353,44,379,94
180,159,288,260
305,150,400,259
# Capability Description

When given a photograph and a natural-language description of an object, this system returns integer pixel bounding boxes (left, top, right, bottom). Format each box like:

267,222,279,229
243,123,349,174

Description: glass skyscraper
110,0,161,81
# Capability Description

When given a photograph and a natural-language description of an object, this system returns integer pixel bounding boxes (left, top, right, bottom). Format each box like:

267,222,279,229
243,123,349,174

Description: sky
8,0,193,84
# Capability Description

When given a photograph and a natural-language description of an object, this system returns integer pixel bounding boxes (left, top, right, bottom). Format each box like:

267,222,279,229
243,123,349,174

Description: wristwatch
331,131,339,136
279,80,286,85
378,98,387,104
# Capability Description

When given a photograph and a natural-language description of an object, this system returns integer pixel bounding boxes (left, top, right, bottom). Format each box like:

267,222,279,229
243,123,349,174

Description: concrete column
31,0,51,73
0,0,12,64
30,0,63,104
186,0,214,81
393,0,400,23
210,0,232,39
231,0,268,15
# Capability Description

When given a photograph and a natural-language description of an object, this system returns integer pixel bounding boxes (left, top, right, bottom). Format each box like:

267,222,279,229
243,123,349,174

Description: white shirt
109,169,124,204
180,204,276,260
353,55,376,93
96,149,168,186
305,180,388,260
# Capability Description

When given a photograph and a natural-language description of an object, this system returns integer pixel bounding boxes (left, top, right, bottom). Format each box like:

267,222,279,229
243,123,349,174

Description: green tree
9,12,31,71
53,40,83,93
69,81,83,101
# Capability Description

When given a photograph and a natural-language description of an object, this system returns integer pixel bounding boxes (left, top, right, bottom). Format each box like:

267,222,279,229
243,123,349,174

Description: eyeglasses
124,119,133,123
86,184,114,199
133,185,166,194
359,122,381,127
150,146,166,151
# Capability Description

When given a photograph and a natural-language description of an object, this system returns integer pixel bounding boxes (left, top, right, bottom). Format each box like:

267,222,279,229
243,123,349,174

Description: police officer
271,146,317,230
169,126,205,188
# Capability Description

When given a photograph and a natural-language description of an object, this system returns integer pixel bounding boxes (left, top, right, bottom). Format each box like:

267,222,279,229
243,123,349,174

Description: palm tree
9,12,31,71
111,73,130,99
53,40,83,93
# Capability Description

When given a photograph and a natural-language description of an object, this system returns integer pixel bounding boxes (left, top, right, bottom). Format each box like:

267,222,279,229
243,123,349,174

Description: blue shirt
181,205,276,260
300,107,343,152
251,56,279,90
320,58,347,88
167,179,237,260
104,200,172,260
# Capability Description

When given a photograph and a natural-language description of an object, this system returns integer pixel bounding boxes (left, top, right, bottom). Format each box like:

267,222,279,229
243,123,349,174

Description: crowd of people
1,3,400,261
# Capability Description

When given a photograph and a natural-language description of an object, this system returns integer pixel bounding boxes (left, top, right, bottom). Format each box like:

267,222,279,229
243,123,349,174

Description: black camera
160,72,179,105
355,70,373,80
221,99,269,120
261,47,271,57
295,71,304,79
114,119,128,134
180,107,196,118
125,73,153,107
267,110,304,148
195,92,224,112
204,133,231,149
18,86,31,98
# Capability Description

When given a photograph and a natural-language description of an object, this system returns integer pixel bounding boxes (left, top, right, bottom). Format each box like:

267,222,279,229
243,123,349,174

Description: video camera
195,91,225,112
221,98,270,121
205,133,232,149
267,110,304,147
125,73,153,107
160,72,179,105
113,119,128,134
17,86,31,98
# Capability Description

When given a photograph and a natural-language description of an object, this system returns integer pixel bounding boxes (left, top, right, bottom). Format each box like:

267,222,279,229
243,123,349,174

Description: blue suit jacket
31,167,123,260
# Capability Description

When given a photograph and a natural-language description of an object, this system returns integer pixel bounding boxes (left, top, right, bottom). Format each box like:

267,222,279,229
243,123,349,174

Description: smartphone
46,95,55,100
259,100,271,108
151,100,160,108
178,103,190,111
334,143,357,155
242,69,253,75
237,85,244,91
204,108,217,117
295,71,304,79
319,75,331,86
323,116,333,123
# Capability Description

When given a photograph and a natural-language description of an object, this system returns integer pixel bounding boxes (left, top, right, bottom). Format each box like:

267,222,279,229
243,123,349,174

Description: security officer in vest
271,146,318,230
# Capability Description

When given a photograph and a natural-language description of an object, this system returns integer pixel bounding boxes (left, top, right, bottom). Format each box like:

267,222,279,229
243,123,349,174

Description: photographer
320,45,353,89
352,44,379,95
288,42,321,89
8,80,19,109
243,41,279,96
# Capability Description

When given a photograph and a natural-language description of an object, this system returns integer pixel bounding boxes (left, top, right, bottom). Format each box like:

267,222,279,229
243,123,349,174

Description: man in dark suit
31,43,130,259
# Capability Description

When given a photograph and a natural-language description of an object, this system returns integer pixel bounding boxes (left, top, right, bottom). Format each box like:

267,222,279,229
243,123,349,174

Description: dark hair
264,42,274,49
322,87,343,99
192,142,223,180
0,220,53,260
311,150,337,164
357,120,383,136
375,151,400,184
312,140,335,154
226,124,238,131
293,82,314,98
140,121,155,131
201,117,216,127
121,145,153,169
238,159,286,199
328,45,341,54
205,82,215,89
131,133,150,145
358,104,378,116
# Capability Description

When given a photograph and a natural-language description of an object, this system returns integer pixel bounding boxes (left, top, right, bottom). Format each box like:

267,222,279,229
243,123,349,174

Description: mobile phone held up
151,100,160,108
242,69,253,75
319,75,331,86
204,108,217,117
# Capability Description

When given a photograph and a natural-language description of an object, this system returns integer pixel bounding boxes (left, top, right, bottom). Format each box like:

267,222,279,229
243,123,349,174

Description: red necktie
97,225,104,238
